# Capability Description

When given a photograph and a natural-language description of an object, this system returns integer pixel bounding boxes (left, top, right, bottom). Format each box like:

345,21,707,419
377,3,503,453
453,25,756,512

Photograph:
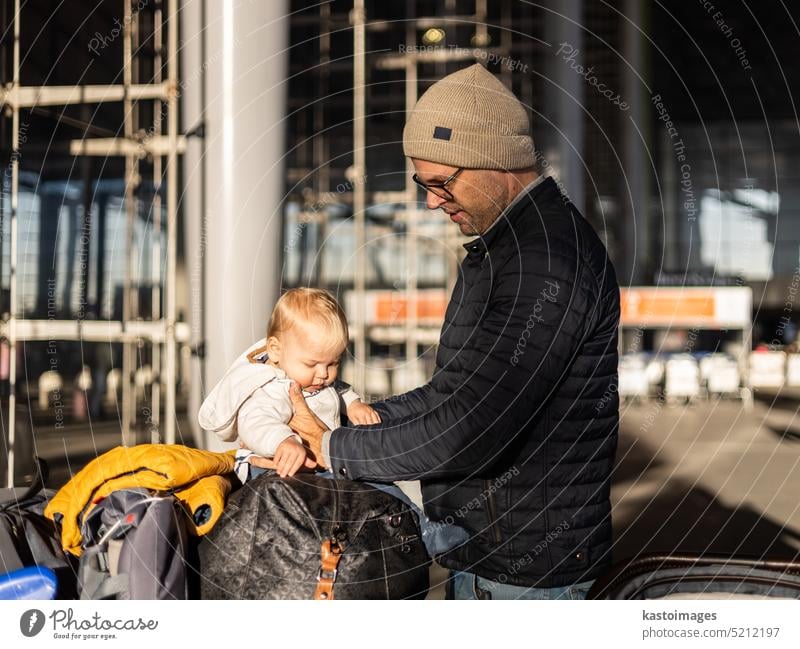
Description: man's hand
287,382,330,469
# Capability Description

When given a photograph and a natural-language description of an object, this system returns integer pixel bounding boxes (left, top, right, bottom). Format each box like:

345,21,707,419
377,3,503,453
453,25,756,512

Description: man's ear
266,336,281,363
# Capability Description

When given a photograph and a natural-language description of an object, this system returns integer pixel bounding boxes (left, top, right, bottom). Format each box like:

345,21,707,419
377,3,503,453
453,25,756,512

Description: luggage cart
664,354,701,404
618,354,650,402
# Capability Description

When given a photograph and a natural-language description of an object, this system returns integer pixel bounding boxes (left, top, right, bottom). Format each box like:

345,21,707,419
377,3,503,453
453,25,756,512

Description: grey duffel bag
78,488,191,600
199,472,430,599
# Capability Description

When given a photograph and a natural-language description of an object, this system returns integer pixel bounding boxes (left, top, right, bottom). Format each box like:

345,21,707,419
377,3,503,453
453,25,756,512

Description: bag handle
313,538,343,600
0,456,49,511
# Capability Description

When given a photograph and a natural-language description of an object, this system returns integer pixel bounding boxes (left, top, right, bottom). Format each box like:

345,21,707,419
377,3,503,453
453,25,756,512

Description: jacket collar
462,175,556,257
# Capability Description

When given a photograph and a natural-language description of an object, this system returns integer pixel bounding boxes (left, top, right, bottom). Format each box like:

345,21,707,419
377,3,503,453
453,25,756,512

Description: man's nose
426,190,448,210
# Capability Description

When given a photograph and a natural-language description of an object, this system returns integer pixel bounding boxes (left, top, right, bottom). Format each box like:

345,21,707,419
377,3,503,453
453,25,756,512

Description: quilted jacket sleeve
369,383,441,421
329,238,592,482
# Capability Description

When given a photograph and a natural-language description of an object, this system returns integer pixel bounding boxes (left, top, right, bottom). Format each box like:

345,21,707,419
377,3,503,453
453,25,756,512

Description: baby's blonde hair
268,288,349,351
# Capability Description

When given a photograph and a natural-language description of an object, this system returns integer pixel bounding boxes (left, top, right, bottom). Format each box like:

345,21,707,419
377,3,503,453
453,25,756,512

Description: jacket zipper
484,480,502,544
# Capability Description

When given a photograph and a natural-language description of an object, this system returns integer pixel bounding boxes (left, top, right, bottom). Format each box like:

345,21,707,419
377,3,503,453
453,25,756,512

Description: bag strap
313,538,343,600
78,544,130,600
0,457,48,511
84,574,129,600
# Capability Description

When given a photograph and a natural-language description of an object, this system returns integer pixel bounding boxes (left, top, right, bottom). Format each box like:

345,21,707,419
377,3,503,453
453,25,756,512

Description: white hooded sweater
197,339,361,457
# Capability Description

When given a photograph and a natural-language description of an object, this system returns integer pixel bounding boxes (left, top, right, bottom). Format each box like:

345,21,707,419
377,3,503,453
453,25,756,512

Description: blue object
0,566,57,600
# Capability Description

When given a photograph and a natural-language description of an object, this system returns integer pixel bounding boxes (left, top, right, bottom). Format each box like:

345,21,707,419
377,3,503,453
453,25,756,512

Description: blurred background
0,1,798,565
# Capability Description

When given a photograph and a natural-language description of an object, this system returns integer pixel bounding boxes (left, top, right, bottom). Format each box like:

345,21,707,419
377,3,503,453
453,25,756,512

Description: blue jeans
447,570,594,600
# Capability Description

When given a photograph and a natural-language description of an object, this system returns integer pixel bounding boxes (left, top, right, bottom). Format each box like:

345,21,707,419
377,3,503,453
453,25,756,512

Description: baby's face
269,326,345,392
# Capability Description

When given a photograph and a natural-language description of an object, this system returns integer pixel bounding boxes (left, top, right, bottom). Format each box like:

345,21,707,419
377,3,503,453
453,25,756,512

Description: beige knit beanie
403,63,535,170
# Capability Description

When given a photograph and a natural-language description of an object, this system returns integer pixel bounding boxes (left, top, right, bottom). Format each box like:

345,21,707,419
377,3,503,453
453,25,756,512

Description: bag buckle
313,538,344,600
317,566,338,582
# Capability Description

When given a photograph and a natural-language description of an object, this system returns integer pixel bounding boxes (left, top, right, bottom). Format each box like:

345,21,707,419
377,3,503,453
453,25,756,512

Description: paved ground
611,391,800,561
12,388,800,598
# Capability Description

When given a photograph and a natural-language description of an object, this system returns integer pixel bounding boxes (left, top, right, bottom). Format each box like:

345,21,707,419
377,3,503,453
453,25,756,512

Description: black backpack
199,473,430,599
0,459,77,598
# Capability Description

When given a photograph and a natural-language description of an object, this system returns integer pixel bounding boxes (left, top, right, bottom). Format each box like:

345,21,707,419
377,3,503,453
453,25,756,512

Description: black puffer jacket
330,177,620,588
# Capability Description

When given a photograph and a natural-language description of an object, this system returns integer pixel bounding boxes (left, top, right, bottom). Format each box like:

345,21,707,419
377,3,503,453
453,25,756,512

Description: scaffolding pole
150,0,164,443
120,0,137,446
164,0,178,444
5,0,21,488
352,0,367,395
404,13,419,394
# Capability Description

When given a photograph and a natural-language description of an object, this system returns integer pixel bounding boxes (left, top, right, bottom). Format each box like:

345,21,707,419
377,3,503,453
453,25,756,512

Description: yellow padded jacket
45,444,236,556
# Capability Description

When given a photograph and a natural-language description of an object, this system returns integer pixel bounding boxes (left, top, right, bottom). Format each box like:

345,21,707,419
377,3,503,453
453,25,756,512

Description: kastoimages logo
20,609,46,637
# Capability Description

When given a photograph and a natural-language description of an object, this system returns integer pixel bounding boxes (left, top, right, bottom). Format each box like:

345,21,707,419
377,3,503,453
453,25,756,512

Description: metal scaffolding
1,0,185,487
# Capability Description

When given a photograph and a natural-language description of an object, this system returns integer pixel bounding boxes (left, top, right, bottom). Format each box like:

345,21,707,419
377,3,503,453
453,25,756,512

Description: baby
199,287,471,557
198,288,379,478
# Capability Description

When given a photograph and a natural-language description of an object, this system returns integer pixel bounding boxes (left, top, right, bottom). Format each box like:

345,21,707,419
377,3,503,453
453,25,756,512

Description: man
285,63,620,599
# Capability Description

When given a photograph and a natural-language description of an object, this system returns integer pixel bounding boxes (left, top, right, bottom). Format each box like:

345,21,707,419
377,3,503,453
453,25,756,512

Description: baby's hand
347,400,381,425
273,437,312,478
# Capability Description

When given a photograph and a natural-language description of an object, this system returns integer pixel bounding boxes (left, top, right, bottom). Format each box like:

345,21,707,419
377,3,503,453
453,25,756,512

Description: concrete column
621,0,649,284
540,0,585,217
182,0,288,450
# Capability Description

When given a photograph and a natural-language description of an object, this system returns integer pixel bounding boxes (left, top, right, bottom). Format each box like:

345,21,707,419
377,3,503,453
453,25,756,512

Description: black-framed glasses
412,168,463,201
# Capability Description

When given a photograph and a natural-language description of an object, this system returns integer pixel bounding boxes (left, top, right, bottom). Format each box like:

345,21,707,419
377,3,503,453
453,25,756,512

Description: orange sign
620,287,751,328
373,292,448,325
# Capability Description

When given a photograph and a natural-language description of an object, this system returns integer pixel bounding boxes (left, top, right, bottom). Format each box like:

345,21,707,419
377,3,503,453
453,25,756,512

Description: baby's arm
335,380,381,425
236,382,300,457
347,399,381,425
272,437,309,477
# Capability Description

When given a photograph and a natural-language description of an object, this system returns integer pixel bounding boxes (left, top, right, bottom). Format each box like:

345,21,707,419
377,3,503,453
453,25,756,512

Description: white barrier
38,371,63,410
787,354,800,387
749,351,786,388
664,355,700,401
